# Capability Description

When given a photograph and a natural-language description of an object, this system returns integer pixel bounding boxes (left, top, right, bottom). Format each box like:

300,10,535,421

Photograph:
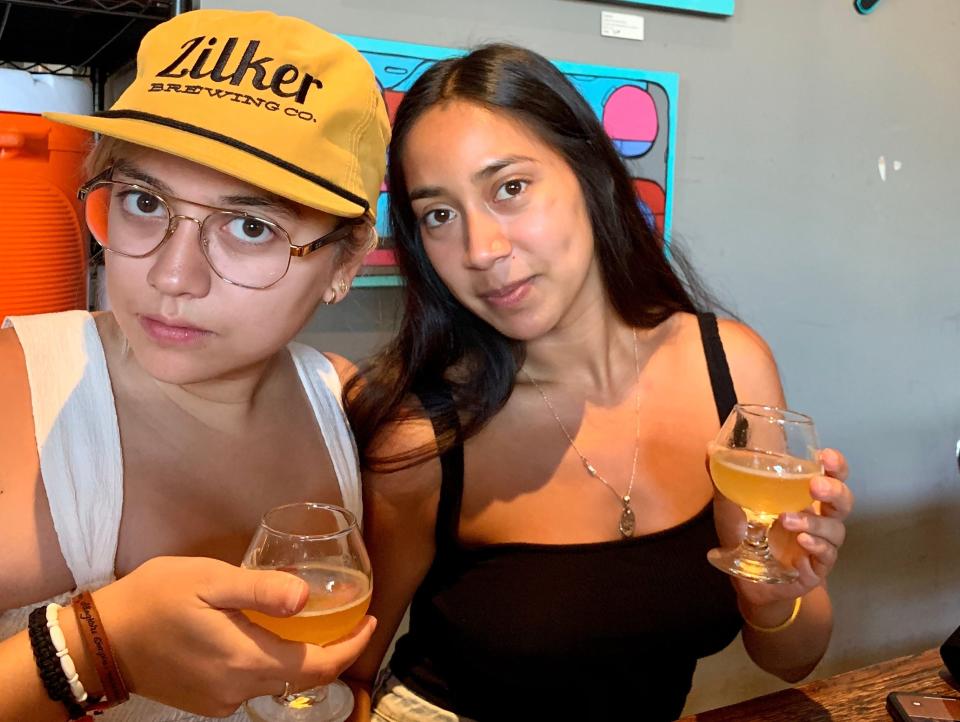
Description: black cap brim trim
94,109,369,212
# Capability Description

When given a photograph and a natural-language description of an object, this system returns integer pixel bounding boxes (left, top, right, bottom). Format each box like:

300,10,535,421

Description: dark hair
347,43,713,470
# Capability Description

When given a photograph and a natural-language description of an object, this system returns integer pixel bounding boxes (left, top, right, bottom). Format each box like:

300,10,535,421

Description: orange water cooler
0,111,91,320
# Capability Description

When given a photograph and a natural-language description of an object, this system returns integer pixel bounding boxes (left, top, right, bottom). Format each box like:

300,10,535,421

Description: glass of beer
707,404,821,584
242,502,372,722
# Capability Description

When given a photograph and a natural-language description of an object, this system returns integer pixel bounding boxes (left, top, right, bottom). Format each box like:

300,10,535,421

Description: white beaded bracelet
44,602,89,704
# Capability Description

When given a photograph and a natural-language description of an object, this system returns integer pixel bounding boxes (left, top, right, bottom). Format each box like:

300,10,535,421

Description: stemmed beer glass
707,404,821,584
242,502,372,722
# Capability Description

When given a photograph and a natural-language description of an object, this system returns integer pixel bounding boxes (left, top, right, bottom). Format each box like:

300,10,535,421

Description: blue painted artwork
599,0,734,15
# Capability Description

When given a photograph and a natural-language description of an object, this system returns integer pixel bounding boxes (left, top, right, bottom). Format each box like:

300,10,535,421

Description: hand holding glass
242,503,372,722
707,404,821,584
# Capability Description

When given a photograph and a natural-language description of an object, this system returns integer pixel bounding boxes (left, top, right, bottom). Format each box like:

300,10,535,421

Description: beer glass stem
741,518,775,561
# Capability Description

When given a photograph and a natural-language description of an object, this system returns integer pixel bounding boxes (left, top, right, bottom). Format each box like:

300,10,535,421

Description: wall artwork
597,0,734,15
345,35,678,287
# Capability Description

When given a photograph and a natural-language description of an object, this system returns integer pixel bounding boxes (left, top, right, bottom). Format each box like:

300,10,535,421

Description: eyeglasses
78,168,362,290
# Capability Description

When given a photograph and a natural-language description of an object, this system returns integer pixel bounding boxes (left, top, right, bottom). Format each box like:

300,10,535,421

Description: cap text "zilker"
157,36,324,105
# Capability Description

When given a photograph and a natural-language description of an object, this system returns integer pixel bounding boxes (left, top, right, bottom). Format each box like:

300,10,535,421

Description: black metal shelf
0,0,187,273
0,0,180,79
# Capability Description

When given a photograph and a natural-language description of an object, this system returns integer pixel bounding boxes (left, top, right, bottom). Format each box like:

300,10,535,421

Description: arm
1,557,378,720
1,556,377,720
715,319,854,682
343,417,443,720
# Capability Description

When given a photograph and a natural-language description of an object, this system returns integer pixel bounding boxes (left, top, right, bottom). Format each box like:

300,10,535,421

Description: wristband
71,592,130,708
744,596,802,633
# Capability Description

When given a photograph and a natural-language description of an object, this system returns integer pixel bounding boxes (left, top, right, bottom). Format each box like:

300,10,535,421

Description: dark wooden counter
678,648,957,722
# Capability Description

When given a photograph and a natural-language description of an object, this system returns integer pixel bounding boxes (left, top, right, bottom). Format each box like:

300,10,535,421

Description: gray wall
203,0,960,713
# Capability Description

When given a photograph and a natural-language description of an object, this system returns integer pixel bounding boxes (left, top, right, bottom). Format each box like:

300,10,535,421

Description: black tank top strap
697,312,738,423
418,384,465,551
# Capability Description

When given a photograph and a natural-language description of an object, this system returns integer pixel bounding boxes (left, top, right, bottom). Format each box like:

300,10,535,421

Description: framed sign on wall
345,35,679,287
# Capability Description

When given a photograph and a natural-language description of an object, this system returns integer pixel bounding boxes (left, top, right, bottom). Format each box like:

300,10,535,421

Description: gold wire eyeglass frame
77,167,363,290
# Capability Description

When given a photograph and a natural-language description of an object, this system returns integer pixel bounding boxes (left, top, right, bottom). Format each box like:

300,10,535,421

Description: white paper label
601,11,645,41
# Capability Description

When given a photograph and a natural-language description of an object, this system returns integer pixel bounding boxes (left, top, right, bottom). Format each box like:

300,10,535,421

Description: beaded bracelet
28,604,87,720
45,603,91,705
744,596,803,633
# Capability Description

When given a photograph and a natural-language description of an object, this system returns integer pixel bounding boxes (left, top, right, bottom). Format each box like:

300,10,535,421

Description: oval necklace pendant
618,502,636,538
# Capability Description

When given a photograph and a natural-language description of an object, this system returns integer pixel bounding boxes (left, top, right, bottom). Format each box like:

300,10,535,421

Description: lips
139,314,213,345
479,276,534,308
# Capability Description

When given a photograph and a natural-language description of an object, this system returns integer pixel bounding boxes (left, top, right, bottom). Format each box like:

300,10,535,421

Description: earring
339,278,348,295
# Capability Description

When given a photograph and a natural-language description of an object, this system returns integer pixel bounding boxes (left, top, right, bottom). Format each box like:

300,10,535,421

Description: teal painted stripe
354,275,404,288
610,0,734,15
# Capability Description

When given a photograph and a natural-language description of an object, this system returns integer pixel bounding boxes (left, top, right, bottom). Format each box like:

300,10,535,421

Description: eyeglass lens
83,182,292,288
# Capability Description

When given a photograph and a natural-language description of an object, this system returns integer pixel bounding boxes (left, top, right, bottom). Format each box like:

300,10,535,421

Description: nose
145,215,213,298
464,210,512,270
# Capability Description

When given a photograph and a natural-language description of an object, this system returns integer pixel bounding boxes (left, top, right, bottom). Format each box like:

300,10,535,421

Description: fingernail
812,478,830,496
284,577,307,615
782,513,802,527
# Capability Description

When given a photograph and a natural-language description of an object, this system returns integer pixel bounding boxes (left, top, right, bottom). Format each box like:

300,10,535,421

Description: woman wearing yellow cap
0,8,389,721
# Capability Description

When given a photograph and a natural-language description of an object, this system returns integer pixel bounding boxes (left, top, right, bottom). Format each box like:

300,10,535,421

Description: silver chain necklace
523,328,641,538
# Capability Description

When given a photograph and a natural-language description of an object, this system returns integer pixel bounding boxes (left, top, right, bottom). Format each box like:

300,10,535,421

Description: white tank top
0,310,362,721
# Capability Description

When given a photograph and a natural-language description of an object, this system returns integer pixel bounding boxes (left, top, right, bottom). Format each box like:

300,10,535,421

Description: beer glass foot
245,680,354,722
708,545,799,584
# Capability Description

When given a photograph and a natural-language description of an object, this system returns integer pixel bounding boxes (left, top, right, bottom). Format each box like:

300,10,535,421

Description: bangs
84,136,151,180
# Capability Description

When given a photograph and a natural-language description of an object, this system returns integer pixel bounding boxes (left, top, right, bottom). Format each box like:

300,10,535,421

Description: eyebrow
112,160,300,218
471,155,535,183
113,160,173,194
219,194,301,219
408,155,536,202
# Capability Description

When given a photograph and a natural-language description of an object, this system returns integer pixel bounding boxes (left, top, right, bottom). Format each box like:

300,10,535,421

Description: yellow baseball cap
45,9,390,220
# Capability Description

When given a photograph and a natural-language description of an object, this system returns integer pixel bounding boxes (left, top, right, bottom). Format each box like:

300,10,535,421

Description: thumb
198,565,308,617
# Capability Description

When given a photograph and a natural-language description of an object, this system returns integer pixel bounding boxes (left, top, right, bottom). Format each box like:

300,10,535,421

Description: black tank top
389,314,743,721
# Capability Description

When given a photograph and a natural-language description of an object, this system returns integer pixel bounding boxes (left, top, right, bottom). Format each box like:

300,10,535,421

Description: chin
124,342,226,385
488,317,553,343
484,303,557,340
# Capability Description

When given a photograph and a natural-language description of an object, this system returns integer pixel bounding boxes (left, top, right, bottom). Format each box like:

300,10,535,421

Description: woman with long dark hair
346,44,853,721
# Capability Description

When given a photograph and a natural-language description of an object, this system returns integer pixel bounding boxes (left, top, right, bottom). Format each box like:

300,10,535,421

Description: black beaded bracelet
28,605,88,720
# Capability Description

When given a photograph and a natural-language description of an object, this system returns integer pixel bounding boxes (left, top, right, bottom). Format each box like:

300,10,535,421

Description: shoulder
363,398,442,503
714,316,785,406
713,316,779,377
323,352,358,388
659,312,784,406
285,347,354,403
